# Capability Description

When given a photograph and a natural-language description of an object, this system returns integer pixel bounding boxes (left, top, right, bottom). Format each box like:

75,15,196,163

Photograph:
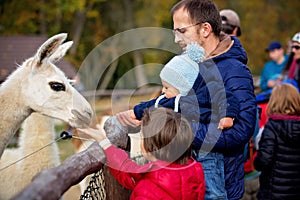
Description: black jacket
254,114,300,200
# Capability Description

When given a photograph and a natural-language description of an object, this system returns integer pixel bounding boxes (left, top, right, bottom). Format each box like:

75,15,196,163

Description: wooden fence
13,142,130,200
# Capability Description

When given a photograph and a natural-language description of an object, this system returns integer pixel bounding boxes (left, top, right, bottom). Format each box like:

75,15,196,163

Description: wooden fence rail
13,142,105,200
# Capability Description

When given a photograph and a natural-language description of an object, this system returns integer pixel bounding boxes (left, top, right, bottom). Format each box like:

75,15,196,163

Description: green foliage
1,0,300,80
215,0,300,75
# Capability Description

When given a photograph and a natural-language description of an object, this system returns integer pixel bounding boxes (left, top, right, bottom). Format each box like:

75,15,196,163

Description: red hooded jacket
104,145,205,200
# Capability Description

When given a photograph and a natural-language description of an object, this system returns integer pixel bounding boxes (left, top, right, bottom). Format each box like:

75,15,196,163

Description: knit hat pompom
186,42,205,63
160,54,199,96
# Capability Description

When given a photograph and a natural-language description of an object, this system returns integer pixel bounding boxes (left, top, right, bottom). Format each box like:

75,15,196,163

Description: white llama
0,113,61,199
0,33,93,158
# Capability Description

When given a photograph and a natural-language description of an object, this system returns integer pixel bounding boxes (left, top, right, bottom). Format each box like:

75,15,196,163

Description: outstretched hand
76,127,106,142
116,109,141,127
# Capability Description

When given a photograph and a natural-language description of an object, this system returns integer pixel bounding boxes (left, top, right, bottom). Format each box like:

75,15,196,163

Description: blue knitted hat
160,54,199,96
160,43,204,96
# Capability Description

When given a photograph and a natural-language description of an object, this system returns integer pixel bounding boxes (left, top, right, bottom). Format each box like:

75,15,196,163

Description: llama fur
0,113,61,199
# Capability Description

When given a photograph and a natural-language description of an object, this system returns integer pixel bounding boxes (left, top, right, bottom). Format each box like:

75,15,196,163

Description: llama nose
71,109,93,127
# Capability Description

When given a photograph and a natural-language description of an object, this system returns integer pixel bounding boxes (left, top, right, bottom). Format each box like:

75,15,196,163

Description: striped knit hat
159,43,204,96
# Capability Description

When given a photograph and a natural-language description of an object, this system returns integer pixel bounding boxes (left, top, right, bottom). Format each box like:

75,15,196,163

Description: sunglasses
292,45,300,50
172,22,201,35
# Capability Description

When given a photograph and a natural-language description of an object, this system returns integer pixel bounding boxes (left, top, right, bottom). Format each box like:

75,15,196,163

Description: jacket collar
207,32,233,59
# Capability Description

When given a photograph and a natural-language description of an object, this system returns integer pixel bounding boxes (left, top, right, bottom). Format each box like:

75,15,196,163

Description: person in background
280,32,300,89
260,41,288,92
117,1,257,199
220,9,241,37
78,107,206,200
254,83,300,199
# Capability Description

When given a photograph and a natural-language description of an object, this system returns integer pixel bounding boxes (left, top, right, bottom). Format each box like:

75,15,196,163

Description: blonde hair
267,83,300,115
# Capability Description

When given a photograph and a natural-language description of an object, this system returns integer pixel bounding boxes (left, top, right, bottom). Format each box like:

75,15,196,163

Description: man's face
173,7,203,52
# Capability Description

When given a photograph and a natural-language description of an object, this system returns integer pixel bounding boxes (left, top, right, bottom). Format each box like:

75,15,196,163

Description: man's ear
201,22,212,38
233,27,238,36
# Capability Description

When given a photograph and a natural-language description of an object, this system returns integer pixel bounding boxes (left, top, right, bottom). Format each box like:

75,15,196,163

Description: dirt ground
64,184,82,200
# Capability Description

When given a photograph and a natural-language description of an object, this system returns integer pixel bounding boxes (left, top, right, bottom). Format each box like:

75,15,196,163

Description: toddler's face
161,80,179,98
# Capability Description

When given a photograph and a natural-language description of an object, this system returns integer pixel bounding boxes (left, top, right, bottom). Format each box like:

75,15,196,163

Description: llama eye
49,82,66,92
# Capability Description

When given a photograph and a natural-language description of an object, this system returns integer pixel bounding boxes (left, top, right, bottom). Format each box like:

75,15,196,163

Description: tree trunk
123,0,148,87
69,2,94,57
39,0,47,35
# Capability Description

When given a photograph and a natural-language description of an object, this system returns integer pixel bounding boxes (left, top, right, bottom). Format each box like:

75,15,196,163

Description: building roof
0,35,77,83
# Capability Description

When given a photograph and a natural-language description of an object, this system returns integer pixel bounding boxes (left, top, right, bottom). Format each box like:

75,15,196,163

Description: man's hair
171,0,221,36
141,107,193,165
267,83,300,116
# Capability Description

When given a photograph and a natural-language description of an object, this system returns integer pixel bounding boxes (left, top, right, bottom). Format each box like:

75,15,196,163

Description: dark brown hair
267,83,300,116
141,107,193,165
171,0,221,36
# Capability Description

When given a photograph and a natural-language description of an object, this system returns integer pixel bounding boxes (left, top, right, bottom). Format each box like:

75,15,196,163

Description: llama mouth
70,109,92,128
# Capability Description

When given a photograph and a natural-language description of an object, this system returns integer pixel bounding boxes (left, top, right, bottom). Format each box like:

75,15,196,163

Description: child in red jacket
78,107,205,200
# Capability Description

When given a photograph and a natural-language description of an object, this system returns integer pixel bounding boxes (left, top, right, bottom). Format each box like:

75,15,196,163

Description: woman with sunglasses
280,32,300,90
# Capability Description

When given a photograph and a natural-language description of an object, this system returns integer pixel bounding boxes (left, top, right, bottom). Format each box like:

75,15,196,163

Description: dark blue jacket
134,36,257,200
206,36,256,199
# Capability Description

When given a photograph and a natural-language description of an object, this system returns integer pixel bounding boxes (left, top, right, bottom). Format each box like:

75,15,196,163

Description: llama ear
49,41,73,63
34,33,68,66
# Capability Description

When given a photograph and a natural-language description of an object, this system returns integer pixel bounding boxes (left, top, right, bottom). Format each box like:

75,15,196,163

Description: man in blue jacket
117,1,257,199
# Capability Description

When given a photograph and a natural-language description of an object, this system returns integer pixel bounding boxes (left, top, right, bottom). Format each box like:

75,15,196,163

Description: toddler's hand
218,117,234,130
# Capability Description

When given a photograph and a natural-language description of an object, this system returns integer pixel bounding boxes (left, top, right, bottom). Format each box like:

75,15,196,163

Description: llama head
21,33,93,128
